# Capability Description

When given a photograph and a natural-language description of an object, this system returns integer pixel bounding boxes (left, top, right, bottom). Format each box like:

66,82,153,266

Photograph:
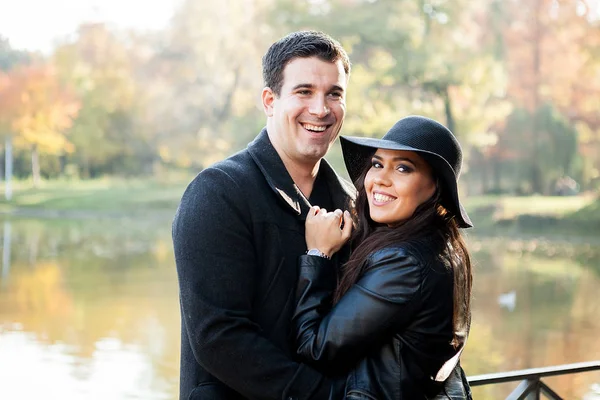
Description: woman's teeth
374,193,395,203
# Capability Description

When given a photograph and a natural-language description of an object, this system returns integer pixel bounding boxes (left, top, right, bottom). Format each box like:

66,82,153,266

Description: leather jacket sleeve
293,247,423,365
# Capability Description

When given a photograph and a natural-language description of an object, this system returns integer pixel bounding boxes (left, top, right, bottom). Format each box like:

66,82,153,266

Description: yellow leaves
0,63,79,153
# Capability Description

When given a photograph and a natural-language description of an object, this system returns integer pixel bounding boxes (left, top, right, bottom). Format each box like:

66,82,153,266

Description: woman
294,115,473,399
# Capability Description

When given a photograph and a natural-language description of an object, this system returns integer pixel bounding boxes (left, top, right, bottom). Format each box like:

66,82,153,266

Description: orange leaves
503,0,599,122
0,63,79,154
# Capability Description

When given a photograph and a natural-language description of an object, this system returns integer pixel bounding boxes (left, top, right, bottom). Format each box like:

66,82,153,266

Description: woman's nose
373,170,391,186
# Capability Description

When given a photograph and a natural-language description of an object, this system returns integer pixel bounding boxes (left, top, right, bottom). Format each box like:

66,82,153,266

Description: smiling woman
293,115,475,399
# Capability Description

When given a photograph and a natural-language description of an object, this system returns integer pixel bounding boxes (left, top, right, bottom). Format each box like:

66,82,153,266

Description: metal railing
467,360,600,399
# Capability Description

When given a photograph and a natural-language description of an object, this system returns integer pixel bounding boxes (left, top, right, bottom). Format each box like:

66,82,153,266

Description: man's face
262,56,348,165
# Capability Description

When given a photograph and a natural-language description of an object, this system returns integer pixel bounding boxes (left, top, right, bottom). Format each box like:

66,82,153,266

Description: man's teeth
303,124,327,132
374,193,395,203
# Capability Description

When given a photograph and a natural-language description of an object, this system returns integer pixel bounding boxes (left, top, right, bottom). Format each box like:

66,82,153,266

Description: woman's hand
305,206,353,258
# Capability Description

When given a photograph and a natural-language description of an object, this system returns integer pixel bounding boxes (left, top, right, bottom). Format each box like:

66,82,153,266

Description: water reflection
0,218,598,399
463,236,600,399
2,221,10,282
0,218,180,400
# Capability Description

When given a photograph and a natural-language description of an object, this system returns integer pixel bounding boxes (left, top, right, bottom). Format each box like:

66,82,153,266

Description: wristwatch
306,249,331,260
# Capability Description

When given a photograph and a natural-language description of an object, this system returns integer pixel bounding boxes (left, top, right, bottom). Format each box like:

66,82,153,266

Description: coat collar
248,128,356,219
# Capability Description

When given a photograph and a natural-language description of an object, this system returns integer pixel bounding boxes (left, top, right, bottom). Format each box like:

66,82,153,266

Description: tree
269,0,509,143
0,36,30,199
494,105,577,194
498,0,600,191
53,23,146,178
138,0,276,170
0,63,78,187
0,36,29,71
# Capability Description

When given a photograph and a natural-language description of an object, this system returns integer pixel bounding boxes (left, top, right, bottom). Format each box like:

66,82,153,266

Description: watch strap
306,249,331,260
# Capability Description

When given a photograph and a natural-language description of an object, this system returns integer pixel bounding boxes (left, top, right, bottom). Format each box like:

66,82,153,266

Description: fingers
307,206,351,235
308,205,322,220
341,210,353,240
308,207,348,228
333,209,343,217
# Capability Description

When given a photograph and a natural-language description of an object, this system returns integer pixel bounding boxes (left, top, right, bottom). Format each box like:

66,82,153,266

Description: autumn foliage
0,63,79,185
0,0,599,193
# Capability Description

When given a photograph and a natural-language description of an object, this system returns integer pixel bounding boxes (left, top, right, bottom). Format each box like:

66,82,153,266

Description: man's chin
301,144,332,160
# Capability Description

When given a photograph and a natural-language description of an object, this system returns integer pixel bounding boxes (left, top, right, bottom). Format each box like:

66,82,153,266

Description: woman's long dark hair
334,161,472,347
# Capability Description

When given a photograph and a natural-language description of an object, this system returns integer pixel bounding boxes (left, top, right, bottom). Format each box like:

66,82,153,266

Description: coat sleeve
293,248,423,364
173,166,331,400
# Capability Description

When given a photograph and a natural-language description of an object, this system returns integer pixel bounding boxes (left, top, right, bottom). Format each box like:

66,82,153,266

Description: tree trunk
0,144,4,183
480,157,488,194
32,144,41,188
442,86,456,135
531,0,543,194
2,221,11,280
5,136,13,201
82,153,90,179
492,154,501,192
59,153,67,176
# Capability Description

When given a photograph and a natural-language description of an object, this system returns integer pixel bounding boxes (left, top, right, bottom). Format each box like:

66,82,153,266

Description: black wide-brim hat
340,115,473,228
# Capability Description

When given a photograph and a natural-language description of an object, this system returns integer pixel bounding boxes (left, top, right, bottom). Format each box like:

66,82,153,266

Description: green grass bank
0,179,598,236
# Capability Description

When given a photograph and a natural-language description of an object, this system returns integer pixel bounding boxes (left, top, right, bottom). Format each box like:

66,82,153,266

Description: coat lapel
248,128,356,219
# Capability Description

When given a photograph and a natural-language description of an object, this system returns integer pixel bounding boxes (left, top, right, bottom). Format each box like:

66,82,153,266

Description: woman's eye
371,160,382,168
397,164,412,173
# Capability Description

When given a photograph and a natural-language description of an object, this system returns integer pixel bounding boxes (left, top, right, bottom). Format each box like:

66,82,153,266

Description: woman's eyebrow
373,154,417,165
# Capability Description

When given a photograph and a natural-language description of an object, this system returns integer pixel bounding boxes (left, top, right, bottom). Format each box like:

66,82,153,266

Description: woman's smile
372,191,397,205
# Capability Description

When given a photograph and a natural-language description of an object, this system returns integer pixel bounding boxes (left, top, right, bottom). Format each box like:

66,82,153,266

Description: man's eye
298,90,311,95
329,92,342,99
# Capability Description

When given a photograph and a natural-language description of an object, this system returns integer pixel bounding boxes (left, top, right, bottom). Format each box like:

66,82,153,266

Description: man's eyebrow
291,83,314,91
290,84,345,92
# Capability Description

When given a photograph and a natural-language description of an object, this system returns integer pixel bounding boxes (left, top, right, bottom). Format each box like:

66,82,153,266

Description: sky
0,0,181,53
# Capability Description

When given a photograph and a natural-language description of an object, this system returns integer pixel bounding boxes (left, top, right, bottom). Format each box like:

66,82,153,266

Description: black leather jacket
293,238,472,399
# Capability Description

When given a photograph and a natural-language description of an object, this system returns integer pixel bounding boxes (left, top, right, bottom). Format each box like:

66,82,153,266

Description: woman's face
364,149,436,226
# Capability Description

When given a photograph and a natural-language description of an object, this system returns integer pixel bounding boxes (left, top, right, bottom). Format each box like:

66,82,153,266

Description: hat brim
340,136,473,228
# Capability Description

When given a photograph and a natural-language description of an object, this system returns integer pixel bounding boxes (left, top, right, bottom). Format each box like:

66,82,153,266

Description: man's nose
308,96,330,118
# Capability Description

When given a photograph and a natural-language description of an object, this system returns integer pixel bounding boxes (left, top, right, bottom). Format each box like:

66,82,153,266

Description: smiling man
172,31,355,400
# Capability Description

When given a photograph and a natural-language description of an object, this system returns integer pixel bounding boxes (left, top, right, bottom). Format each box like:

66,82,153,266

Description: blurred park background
0,0,599,399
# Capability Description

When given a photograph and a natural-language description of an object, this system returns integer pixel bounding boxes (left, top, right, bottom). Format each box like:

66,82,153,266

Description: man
173,31,354,400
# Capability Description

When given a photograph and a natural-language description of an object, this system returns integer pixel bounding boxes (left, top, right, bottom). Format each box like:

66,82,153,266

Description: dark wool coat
172,128,355,400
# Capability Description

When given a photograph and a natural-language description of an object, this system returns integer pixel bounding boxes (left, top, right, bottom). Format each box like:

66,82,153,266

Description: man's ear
262,87,275,117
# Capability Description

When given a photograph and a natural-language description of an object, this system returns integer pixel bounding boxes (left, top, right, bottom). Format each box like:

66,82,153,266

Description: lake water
0,217,598,399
